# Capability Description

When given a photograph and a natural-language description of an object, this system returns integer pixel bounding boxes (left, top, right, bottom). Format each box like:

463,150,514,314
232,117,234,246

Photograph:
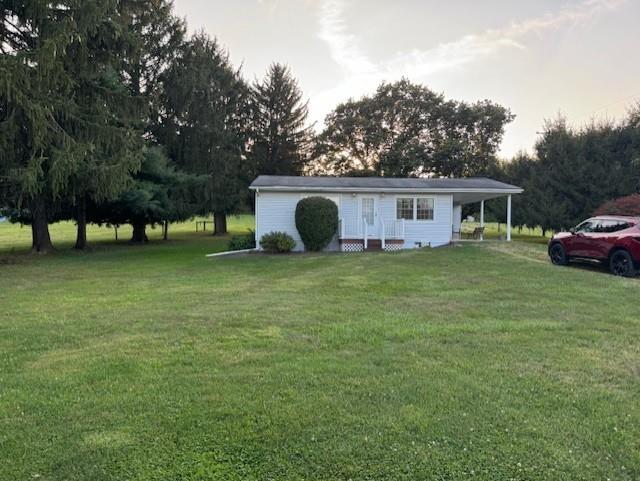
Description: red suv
548,216,640,277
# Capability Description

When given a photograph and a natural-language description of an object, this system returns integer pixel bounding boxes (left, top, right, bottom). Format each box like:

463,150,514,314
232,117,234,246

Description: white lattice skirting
383,243,403,252
341,242,364,252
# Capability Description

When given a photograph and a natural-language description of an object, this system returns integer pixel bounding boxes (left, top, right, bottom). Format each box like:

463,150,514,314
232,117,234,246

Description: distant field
460,221,552,244
0,215,254,253
1,219,638,480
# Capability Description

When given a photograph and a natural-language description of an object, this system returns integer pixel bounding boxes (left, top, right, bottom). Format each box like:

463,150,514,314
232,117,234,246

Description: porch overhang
452,189,522,205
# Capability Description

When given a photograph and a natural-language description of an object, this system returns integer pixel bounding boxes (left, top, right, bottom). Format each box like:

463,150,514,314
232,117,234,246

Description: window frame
395,197,415,221
395,195,436,222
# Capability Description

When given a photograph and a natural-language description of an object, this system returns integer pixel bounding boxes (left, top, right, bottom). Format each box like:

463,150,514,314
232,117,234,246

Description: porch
338,217,405,252
452,195,514,242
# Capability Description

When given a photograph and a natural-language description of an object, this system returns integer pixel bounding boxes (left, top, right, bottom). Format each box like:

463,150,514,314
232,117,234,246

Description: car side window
593,220,612,233
592,220,631,233
575,221,596,233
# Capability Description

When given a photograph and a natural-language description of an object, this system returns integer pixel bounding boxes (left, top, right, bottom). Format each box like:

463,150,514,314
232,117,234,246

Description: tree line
0,1,316,251
2,2,638,253
486,110,640,235
1,1,519,253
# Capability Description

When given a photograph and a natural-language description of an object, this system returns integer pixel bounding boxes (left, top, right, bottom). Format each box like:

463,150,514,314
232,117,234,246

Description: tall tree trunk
213,211,227,236
74,195,88,250
29,195,54,253
131,221,148,243
163,220,169,241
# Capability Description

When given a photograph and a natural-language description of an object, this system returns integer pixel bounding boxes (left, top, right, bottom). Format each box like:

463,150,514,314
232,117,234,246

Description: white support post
480,200,485,241
380,219,385,250
363,219,368,250
506,195,512,242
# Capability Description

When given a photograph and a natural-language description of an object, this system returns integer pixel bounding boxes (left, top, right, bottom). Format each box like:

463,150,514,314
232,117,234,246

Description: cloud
312,0,626,124
317,0,376,76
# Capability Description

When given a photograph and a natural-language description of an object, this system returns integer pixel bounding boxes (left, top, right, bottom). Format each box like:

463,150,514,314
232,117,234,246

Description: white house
249,176,523,252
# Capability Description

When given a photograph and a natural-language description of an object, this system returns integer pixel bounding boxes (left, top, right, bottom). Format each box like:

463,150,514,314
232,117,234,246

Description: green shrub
227,230,256,251
295,197,338,251
260,231,296,253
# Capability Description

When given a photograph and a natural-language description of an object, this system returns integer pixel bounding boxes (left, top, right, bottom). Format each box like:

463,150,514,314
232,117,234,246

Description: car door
592,219,630,259
583,220,609,259
566,220,597,257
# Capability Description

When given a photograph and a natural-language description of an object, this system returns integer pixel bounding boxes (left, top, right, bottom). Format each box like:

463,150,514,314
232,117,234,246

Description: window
416,198,434,220
396,198,414,220
595,220,632,233
396,197,435,221
575,220,597,233
362,198,375,225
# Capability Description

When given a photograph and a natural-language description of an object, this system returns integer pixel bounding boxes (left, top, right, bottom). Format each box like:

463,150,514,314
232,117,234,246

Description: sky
172,0,640,158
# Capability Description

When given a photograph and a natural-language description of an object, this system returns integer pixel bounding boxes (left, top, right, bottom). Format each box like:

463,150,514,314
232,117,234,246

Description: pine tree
249,63,312,176
0,2,92,252
158,33,249,235
88,146,201,242
62,1,143,249
119,0,186,132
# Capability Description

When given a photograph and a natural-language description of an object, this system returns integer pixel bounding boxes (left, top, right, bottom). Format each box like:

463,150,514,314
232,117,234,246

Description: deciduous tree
315,79,514,178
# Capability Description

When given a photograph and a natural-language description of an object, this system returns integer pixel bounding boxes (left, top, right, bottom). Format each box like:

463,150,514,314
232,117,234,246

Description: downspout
255,188,259,249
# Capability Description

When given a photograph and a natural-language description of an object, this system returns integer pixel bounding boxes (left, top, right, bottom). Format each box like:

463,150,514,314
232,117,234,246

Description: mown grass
0,219,638,480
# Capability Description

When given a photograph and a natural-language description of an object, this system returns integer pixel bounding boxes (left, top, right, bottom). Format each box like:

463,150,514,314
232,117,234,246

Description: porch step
365,239,383,251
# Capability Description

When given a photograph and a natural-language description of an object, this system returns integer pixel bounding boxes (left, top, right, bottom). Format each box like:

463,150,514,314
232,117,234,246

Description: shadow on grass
566,259,639,278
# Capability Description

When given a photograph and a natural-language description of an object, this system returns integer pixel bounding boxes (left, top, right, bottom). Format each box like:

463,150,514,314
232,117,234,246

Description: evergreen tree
61,1,143,249
0,1,135,252
531,117,640,231
158,33,249,235
119,0,186,131
88,146,201,242
485,153,537,232
249,63,312,176
496,111,640,235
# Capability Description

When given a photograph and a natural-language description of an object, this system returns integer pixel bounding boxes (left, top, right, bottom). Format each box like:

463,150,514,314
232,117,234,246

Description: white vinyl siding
255,191,453,251
390,194,452,247
255,192,341,251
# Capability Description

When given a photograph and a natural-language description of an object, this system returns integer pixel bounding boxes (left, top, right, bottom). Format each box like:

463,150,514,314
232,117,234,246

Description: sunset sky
173,0,640,158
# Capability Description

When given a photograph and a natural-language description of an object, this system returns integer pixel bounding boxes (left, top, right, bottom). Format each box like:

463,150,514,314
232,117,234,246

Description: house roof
250,175,522,193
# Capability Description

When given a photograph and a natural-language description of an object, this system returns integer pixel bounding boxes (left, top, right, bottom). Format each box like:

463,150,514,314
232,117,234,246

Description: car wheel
609,250,637,277
549,243,568,266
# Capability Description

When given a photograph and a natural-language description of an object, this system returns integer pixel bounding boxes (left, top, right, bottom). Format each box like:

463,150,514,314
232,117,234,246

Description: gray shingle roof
250,175,522,192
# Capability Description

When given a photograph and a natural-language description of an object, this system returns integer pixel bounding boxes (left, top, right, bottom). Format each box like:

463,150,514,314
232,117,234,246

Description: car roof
590,215,640,222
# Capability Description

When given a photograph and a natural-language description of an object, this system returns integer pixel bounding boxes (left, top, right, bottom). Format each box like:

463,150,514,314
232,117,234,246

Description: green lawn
0,218,638,480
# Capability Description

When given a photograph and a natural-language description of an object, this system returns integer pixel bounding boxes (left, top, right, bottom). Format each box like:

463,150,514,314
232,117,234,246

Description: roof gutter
249,186,523,194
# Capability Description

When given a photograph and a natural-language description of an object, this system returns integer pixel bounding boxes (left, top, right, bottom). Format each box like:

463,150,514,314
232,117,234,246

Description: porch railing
339,218,405,241
339,217,363,239
382,219,405,239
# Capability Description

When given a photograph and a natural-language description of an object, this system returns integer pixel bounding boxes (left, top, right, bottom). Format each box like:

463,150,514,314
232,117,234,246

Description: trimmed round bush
260,231,296,253
295,196,338,251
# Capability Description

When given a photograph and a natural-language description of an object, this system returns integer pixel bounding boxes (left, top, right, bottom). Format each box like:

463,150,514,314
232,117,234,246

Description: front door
361,196,378,237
